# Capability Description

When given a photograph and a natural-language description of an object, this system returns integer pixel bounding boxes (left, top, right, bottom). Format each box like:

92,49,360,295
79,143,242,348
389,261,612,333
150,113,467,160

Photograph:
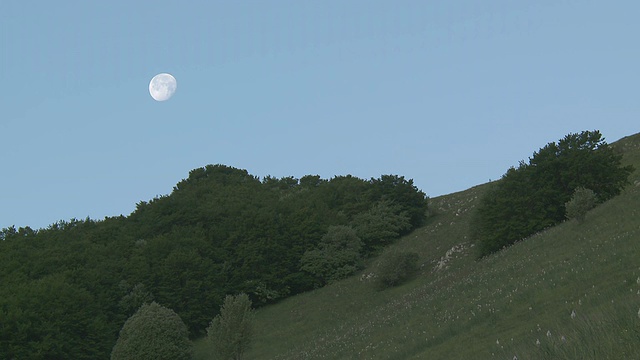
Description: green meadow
196,133,640,359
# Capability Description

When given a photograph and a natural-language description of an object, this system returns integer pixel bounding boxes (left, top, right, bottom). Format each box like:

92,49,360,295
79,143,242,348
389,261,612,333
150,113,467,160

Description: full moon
149,73,177,101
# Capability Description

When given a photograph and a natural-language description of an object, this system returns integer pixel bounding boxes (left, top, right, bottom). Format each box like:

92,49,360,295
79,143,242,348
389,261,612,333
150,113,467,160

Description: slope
196,133,640,359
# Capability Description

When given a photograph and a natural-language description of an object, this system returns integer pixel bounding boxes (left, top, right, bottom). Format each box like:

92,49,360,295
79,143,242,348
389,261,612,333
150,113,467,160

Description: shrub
207,293,254,360
565,187,597,223
111,302,193,360
376,251,420,289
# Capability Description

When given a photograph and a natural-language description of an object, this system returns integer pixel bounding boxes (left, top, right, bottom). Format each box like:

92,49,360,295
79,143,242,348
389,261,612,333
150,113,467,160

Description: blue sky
1,1,638,230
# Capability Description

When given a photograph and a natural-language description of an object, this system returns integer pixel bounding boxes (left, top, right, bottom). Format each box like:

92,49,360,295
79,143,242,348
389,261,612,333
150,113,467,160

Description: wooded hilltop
0,166,428,359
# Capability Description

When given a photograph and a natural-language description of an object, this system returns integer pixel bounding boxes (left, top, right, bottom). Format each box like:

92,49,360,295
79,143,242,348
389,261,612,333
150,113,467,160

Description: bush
565,187,597,223
376,251,420,289
207,293,254,360
111,302,193,360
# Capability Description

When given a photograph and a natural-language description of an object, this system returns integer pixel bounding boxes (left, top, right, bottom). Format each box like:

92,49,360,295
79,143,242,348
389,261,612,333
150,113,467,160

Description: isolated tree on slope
111,302,193,360
207,293,255,360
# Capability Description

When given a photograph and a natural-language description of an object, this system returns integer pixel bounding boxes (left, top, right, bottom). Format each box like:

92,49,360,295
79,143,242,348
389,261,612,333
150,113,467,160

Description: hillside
1,132,637,359
196,133,640,359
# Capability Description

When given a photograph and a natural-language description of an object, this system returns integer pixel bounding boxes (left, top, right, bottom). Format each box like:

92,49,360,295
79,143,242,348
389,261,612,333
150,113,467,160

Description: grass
195,133,640,359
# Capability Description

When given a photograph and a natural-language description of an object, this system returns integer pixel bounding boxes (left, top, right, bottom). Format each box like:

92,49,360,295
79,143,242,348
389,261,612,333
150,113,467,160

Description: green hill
196,133,640,359
1,132,638,359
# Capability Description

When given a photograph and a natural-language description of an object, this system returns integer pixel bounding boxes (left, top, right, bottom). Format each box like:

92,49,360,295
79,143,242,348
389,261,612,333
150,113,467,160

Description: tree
321,175,372,219
528,130,632,205
369,175,429,227
473,130,633,257
207,293,255,360
300,225,364,285
111,302,193,360
565,187,597,223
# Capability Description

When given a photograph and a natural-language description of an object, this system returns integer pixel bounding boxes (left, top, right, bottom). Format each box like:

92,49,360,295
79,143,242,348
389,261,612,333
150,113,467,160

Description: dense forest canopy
0,165,428,359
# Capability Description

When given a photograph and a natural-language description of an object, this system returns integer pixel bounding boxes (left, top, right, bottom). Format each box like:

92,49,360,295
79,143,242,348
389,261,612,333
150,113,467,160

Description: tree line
0,165,428,359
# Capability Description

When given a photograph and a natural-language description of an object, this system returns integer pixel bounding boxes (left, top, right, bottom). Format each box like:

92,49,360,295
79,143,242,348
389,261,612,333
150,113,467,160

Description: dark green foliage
111,302,193,360
207,293,254,360
376,251,420,289
474,130,633,257
352,200,412,250
118,281,154,316
0,274,113,360
565,187,597,223
0,164,428,358
369,175,428,227
300,226,364,285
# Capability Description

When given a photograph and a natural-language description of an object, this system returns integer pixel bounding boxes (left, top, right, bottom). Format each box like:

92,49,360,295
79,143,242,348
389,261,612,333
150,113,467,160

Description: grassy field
195,133,640,359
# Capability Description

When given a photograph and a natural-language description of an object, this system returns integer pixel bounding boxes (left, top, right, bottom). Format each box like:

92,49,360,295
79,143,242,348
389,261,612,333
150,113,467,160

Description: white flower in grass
571,310,576,319
535,339,540,346
546,330,552,338
637,308,640,319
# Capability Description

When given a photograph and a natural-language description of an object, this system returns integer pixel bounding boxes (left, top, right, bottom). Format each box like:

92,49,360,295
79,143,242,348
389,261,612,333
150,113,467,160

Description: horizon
2,1,639,230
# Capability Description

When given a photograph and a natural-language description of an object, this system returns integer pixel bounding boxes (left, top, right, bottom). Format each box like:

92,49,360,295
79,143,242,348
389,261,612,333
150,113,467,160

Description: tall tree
207,293,255,360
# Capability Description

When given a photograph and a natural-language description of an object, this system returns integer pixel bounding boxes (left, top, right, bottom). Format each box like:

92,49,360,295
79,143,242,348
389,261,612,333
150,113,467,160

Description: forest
0,165,428,359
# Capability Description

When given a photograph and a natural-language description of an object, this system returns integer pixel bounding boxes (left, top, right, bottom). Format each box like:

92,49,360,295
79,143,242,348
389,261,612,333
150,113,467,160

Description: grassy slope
195,133,640,359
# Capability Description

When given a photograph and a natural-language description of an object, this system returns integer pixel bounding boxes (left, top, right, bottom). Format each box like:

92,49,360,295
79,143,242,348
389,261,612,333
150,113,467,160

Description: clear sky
1,1,638,230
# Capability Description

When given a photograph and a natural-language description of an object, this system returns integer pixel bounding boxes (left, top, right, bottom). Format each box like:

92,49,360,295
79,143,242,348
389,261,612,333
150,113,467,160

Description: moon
149,73,177,101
